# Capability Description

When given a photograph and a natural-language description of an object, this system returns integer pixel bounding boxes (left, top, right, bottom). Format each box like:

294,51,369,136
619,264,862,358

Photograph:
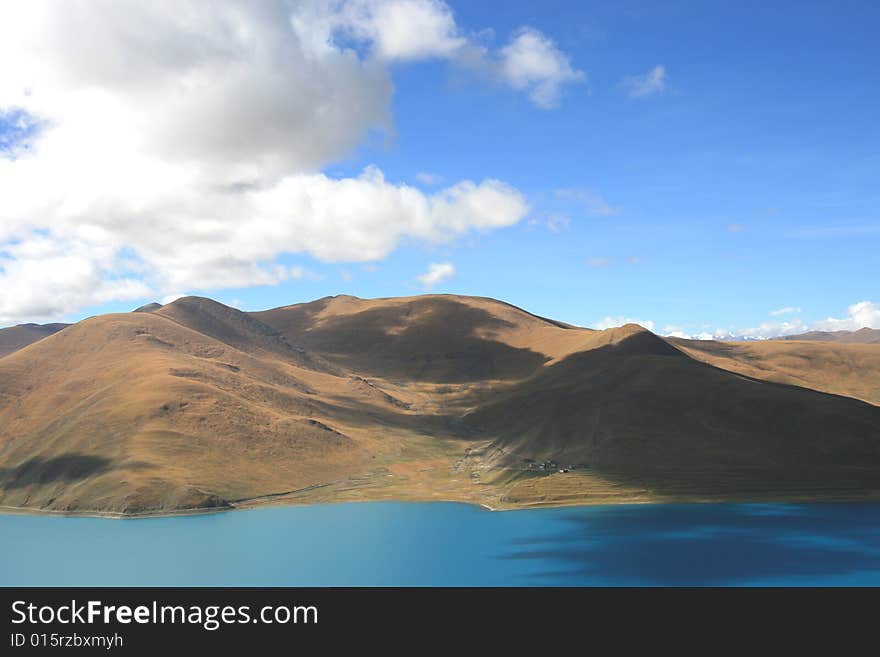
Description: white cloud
299,2,583,108
659,325,711,340
327,0,466,61
0,236,152,325
0,1,534,326
161,293,188,306
586,257,611,267
592,316,655,331
814,301,880,331
668,301,880,341
622,65,666,98
715,319,808,340
769,306,801,316
417,262,455,288
497,28,585,108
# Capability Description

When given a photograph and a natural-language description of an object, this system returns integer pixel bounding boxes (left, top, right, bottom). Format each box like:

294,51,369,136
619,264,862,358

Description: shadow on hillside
501,502,880,585
470,330,880,468
281,298,550,382
0,454,114,490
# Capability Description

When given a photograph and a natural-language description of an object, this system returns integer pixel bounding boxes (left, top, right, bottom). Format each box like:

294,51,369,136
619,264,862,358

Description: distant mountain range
0,322,70,358
1,295,879,515
781,327,880,344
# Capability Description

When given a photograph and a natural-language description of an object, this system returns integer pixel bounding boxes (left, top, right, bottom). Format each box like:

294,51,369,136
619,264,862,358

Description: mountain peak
1,292,879,514
133,302,163,313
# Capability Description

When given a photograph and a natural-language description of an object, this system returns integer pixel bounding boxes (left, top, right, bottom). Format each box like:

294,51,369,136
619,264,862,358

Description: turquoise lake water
2,501,880,586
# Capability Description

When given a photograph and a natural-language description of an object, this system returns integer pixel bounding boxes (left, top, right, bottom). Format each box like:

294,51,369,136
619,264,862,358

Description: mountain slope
670,337,880,405
782,328,880,344
253,294,595,382
0,323,69,358
1,295,879,514
0,311,373,513
133,302,163,313
468,327,880,468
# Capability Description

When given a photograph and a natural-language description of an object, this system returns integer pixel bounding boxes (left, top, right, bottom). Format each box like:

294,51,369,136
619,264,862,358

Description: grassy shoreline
4,483,880,519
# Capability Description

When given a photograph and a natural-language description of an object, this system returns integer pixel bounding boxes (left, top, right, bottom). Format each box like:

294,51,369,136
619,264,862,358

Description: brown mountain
133,302,163,313
781,328,880,344
0,322,69,358
669,337,880,406
1,295,879,515
472,327,880,467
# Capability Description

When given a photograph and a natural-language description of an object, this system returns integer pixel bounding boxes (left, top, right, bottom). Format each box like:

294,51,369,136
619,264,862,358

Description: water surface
2,502,879,586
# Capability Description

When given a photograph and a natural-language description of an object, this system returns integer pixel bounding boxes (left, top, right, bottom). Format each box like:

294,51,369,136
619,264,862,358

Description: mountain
0,322,69,358
781,328,880,344
251,294,590,382
669,337,880,406
0,303,369,514
472,327,880,467
156,296,311,360
1,295,879,515
133,302,163,313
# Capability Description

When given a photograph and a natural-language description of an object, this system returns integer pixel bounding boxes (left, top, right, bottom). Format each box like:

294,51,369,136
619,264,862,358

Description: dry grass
672,338,880,405
1,294,878,516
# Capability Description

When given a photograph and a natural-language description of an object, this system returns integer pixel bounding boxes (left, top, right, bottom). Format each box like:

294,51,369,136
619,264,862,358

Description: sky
0,0,877,338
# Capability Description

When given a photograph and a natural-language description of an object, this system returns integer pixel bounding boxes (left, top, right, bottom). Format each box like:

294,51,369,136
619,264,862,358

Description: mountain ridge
0,322,70,359
781,327,880,344
1,294,879,515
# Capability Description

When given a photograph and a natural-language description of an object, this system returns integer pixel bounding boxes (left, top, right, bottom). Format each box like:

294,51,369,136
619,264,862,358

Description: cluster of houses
525,460,578,473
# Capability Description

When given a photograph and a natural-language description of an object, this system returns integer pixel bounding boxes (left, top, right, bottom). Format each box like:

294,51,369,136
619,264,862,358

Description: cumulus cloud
0,236,152,324
497,28,585,108
662,326,717,340
714,319,808,340
665,301,880,341
161,293,188,306
621,65,666,98
417,262,455,288
814,301,880,331
547,301,876,343
297,1,583,107
592,316,655,331
723,302,880,339
0,1,536,326
324,0,466,61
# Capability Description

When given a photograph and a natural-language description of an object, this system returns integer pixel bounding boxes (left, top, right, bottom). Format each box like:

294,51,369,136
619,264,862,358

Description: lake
2,501,880,586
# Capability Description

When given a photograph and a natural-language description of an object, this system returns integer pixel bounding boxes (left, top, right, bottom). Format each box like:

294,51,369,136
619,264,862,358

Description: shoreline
4,487,880,519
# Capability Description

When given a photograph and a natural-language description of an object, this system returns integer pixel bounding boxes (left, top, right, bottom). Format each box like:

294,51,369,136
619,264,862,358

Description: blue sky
0,1,877,337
